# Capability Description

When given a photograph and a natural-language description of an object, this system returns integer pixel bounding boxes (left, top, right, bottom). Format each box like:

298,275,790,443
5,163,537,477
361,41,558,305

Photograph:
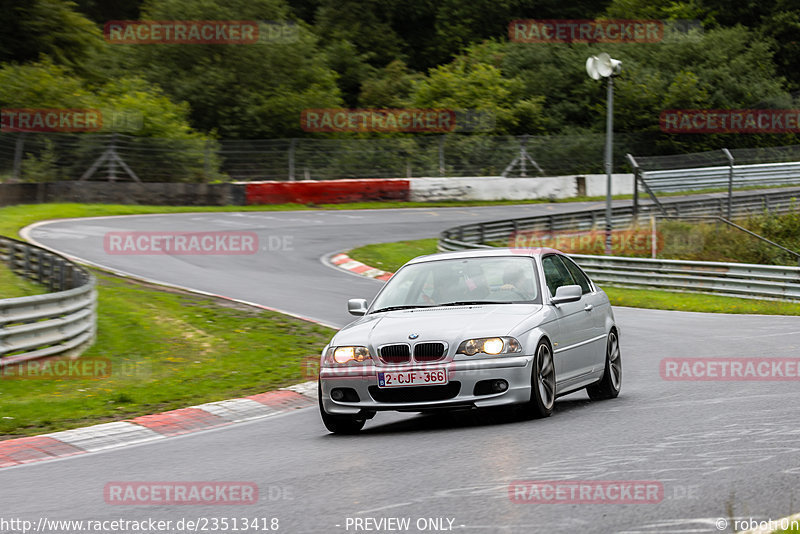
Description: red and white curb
0,382,318,469
329,253,394,281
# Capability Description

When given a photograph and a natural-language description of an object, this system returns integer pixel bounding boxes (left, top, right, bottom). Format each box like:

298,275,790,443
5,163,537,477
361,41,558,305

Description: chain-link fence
632,144,800,173
628,144,800,218
0,132,642,183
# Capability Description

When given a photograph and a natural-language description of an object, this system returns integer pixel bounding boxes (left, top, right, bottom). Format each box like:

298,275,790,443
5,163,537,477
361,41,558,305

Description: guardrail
629,149,800,218
439,188,800,301
569,255,800,301
0,236,96,365
641,161,800,193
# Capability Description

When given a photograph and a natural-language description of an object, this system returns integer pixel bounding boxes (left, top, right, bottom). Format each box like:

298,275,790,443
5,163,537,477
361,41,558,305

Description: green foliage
408,47,546,135
604,0,708,20
21,138,58,182
612,213,800,266
313,0,405,68
0,61,217,181
73,0,143,23
0,61,204,138
359,60,422,108
2,0,800,174
0,0,104,76
126,0,343,139
320,40,376,107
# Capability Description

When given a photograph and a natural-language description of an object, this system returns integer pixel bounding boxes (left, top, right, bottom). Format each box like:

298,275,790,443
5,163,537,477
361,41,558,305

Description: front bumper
320,355,533,415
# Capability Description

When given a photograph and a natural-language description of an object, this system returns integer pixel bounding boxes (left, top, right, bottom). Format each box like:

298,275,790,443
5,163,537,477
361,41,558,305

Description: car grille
379,344,410,363
368,382,461,403
413,342,446,361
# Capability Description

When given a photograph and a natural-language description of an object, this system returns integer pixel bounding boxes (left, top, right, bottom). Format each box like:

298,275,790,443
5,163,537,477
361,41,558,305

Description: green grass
347,237,800,316
349,239,439,272
0,202,344,438
0,273,334,438
499,216,800,267
603,286,800,315
775,518,800,533
0,264,47,299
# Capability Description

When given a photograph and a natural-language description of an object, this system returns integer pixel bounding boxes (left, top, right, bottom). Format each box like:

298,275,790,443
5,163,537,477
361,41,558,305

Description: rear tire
586,329,621,400
523,340,555,418
318,382,366,434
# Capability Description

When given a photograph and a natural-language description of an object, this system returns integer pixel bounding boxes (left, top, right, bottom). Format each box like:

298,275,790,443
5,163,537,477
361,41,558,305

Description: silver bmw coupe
318,247,621,434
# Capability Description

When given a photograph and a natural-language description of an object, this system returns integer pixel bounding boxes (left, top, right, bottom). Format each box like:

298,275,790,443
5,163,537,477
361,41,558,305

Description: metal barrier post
722,148,734,219
626,153,640,221
288,138,297,181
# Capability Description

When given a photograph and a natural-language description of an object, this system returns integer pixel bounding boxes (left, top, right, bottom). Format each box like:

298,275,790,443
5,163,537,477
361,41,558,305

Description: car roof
405,247,564,265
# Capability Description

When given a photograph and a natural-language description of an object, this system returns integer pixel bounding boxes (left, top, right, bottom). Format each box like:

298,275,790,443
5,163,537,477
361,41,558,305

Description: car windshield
371,256,541,312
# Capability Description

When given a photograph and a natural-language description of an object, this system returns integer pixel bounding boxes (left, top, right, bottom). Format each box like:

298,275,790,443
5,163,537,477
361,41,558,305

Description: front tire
586,329,621,400
523,340,556,418
318,382,366,434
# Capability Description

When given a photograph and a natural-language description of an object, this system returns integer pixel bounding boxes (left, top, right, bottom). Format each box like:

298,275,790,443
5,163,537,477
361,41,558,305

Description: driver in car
499,264,535,299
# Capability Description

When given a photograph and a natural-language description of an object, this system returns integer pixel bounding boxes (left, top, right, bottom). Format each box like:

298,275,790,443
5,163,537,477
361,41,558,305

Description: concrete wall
0,182,244,206
409,176,577,201
0,183,48,206
409,174,634,202
245,179,409,205
582,173,635,197
0,174,636,207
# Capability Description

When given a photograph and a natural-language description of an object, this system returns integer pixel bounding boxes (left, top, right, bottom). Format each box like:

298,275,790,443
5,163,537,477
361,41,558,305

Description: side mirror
347,298,369,316
550,284,582,305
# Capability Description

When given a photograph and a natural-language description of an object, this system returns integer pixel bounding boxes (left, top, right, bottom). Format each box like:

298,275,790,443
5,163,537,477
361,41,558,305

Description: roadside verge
0,382,318,469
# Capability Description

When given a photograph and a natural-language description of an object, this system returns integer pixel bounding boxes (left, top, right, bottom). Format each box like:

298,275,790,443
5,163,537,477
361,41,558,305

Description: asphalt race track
4,201,800,534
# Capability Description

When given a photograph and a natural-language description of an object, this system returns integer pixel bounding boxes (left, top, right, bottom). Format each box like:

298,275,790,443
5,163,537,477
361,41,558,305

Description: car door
541,254,595,382
560,255,608,372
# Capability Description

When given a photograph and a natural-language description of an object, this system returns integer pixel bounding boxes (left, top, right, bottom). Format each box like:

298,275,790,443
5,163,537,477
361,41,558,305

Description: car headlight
324,346,373,366
457,337,522,356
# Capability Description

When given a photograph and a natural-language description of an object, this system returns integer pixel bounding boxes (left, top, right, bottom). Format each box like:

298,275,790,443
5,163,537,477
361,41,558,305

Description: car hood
332,304,543,352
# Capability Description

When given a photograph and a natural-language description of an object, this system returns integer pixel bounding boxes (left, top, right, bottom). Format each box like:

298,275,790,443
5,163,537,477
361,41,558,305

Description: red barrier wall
245,179,410,205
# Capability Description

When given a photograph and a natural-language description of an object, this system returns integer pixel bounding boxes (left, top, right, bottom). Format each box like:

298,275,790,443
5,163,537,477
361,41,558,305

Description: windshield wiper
437,301,511,306
371,305,434,313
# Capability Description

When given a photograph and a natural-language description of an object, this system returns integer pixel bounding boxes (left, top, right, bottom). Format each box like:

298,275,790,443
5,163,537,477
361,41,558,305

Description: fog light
330,389,345,401
491,380,508,393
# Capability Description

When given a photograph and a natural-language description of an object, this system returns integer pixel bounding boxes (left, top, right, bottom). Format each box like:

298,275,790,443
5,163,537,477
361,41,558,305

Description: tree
358,60,422,108
408,44,547,135
0,0,104,76
0,61,216,181
128,0,343,138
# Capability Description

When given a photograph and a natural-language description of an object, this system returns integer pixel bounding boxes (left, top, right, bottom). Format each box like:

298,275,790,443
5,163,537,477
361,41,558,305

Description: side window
561,256,592,294
541,255,575,297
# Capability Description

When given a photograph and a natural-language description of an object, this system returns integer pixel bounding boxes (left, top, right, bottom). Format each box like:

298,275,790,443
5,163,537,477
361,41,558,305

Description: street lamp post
586,53,622,255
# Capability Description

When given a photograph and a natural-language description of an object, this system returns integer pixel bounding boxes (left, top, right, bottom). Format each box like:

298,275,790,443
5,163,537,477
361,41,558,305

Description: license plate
378,369,448,388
